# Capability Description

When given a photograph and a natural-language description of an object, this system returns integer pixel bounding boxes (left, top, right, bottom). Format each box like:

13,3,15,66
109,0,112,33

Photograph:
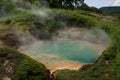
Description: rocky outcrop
0,34,20,49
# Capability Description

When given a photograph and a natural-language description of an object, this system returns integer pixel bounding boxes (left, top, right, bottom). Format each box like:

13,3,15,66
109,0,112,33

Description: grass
0,47,50,80
53,13,120,80
0,8,107,34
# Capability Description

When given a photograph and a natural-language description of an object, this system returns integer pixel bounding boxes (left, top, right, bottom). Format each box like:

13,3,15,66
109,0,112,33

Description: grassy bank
0,47,50,80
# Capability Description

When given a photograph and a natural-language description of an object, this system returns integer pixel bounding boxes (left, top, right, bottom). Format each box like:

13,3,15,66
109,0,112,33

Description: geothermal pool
22,39,105,72
24,40,101,63
21,28,108,72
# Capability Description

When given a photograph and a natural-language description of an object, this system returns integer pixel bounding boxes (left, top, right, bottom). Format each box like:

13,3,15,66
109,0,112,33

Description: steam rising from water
57,28,109,45
0,0,109,72
12,0,51,18
19,27,109,72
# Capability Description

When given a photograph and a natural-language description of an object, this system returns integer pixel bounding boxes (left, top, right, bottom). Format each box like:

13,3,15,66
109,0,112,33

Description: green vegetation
100,6,120,14
0,8,104,47
77,3,102,13
47,0,84,9
53,11,120,80
0,47,50,80
54,27,120,80
0,0,120,80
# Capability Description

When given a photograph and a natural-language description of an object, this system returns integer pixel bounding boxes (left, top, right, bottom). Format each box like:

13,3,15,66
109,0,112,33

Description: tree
77,3,102,13
47,0,84,9
0,0,15,13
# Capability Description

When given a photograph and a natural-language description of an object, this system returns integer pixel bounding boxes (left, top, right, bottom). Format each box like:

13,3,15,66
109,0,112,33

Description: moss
0,47,50,80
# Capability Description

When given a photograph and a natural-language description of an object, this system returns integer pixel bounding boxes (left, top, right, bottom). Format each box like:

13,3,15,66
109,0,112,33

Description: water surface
23,39,102,63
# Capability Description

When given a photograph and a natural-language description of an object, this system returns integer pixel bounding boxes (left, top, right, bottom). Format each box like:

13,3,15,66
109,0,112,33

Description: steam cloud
55,28,109,46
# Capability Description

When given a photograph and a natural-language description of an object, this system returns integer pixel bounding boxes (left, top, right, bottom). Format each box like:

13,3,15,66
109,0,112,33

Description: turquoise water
24,40,100,63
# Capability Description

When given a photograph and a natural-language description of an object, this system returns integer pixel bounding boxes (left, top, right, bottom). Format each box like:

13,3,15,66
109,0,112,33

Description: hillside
0,47,50,80
0,0,120,80
100,6,120,14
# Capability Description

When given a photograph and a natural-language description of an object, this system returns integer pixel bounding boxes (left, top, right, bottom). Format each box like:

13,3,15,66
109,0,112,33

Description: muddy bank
34,54,83,73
